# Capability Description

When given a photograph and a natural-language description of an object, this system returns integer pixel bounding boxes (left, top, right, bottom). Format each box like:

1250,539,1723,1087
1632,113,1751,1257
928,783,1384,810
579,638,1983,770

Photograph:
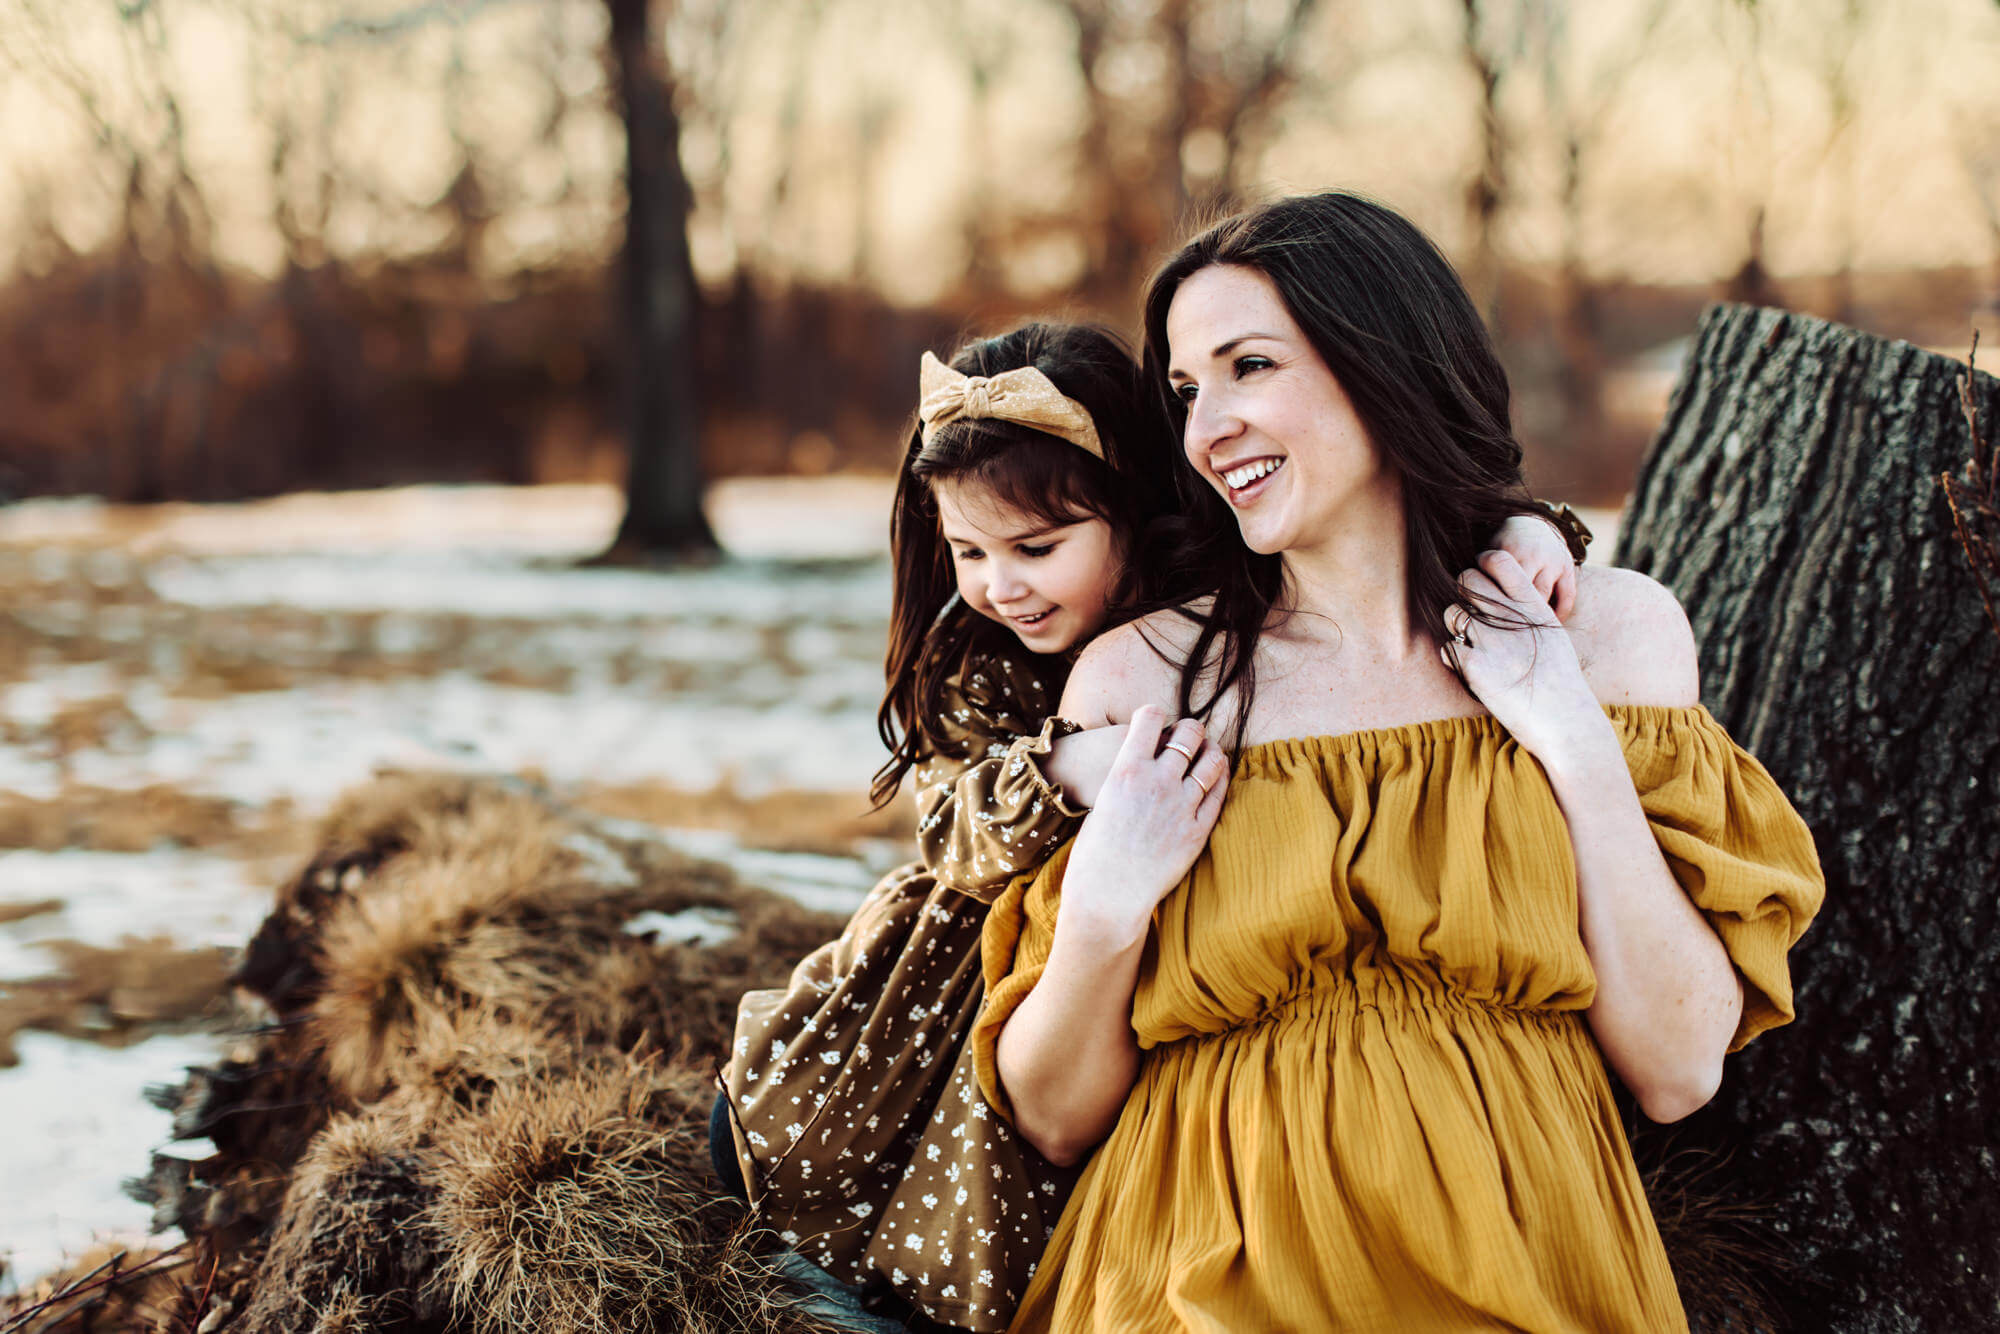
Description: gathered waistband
1152,964,1589,1049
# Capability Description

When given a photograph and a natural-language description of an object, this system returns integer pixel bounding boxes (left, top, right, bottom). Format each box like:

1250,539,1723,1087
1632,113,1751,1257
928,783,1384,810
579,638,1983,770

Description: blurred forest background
1,0,1999,529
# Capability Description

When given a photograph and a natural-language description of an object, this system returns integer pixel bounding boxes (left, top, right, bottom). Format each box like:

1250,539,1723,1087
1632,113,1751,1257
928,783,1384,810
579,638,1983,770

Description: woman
973,192,1825,1332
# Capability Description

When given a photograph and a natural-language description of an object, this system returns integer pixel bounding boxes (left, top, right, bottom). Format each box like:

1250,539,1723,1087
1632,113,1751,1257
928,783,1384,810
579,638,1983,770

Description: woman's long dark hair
1135,190,1566,746
871,323,1159,808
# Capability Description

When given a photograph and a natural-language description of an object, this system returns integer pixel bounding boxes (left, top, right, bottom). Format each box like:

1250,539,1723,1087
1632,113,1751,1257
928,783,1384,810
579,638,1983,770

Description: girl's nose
987,562,1029,603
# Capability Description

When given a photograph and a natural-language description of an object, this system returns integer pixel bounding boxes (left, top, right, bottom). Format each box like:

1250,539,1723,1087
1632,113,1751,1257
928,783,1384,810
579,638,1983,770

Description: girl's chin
1011,626,1082,654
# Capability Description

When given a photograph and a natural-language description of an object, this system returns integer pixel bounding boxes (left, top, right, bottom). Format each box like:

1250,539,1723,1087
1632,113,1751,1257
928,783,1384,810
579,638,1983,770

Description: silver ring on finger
1164,739,1199,764
1192,772,1214,797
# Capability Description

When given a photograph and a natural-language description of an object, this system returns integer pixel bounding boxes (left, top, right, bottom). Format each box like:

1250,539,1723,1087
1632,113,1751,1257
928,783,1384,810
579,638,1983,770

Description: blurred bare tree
1058,0,1325,306
601,0,716,560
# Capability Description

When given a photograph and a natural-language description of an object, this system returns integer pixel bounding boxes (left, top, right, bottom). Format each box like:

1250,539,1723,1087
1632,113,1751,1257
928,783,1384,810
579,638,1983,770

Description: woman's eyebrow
1211,332,1281,357
1171,332,1283,379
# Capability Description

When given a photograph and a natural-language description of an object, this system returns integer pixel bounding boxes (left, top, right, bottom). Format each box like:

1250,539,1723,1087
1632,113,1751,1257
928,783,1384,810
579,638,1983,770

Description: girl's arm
992,705,1229,1165
1038,724,1128,807
913,654,1097,896
1448,551,1740,1123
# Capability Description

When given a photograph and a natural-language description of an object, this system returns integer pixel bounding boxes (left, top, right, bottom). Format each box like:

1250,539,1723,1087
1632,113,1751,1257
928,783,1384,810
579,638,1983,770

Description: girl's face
1165,263,1391,556
933,479,1122,655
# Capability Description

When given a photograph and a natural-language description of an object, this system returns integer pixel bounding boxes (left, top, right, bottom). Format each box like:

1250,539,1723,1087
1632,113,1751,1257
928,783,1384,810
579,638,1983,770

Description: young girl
715,322,1586,1331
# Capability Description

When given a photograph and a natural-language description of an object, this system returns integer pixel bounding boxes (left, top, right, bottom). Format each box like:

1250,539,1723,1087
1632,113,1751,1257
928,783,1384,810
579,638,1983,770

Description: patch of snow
0,663,124,729
621,906,740,947
2,673,884,806
0,1031,219,1290
561,832,639,889
0,851,271,980
145,551,891,623
1,479,893,561
642,826,878,917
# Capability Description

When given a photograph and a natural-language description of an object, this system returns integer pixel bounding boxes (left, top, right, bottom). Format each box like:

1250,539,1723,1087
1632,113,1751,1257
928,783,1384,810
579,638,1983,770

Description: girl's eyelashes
950,542,1058,561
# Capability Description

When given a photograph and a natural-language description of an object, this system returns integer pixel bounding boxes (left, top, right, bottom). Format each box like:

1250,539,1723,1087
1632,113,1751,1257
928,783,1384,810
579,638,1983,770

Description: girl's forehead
933,479,1098,541
933,480,1038,534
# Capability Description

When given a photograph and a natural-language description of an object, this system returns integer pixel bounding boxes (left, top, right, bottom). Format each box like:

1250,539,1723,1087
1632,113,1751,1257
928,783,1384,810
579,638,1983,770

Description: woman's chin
1233,514,1292,556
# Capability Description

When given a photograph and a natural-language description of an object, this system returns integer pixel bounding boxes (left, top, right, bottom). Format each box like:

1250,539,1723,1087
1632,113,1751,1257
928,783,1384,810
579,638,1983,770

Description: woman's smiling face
1165,263,1390,556
933,479,1121,655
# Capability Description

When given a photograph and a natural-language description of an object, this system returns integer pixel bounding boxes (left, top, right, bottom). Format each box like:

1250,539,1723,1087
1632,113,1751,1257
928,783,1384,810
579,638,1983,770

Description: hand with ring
1059,706,1231,935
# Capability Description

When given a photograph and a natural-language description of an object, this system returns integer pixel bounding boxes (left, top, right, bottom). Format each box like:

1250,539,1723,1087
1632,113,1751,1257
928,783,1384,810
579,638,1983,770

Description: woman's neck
1274,488,1419,657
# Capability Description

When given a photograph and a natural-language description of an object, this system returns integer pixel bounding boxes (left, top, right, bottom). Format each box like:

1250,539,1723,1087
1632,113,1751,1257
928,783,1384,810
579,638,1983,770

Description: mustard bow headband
917,351,1104,459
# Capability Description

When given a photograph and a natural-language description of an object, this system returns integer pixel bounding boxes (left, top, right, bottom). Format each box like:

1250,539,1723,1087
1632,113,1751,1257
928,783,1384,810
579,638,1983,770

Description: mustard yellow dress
974,706,1824,1333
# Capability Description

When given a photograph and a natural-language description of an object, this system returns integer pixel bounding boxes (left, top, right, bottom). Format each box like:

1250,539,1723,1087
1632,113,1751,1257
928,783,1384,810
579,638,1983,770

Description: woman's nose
1184,390,1238,461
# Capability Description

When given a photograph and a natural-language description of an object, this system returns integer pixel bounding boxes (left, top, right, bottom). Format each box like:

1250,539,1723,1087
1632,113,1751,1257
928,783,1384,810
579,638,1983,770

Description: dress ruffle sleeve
1613,706,1826,1051
972,840,1072,1123
914,651,1085,903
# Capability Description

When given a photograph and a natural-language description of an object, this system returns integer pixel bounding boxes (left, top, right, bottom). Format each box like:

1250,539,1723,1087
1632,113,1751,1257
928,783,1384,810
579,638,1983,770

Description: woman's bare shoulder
1061,604,1212,726
1566,565,1700,708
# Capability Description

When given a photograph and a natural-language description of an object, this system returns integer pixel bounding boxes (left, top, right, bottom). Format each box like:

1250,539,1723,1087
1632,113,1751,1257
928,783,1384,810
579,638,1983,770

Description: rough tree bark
604,0,716,561
1616,304,2000,1333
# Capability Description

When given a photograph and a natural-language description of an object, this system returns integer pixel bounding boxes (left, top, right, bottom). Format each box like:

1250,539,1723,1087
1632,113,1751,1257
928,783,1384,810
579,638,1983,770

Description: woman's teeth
1223,458,1284,490
1013,610,1052,627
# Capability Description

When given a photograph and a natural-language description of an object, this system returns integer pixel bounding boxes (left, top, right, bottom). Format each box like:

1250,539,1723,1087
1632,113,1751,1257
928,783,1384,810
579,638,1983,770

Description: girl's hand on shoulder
1059,705,1229,940
1445,550,1613,767
1492,513,1580,621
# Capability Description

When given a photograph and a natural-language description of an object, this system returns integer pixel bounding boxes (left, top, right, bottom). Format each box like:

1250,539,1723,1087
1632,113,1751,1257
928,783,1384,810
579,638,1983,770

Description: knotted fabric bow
916,351,1104,459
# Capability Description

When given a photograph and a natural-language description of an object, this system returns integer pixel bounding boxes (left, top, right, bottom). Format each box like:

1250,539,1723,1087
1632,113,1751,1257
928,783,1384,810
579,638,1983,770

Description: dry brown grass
234,1103,445,1334
576,780,911,858
0,784,303,857
1644,1147,1792,1334
0,1242,199,1333
421,1058,854,1334
110,770,869,1333
0,937,232,1066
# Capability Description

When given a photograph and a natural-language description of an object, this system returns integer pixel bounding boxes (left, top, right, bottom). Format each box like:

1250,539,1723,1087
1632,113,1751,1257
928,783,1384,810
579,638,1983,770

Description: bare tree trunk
605,0,716,561
1616,303,2000,1333
1458,0,1505,323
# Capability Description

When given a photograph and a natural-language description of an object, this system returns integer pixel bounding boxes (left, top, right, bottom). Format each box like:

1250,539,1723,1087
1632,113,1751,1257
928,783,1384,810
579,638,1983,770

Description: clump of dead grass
424,1061,703,1333
127,770,859,1334
234,1103,446,1334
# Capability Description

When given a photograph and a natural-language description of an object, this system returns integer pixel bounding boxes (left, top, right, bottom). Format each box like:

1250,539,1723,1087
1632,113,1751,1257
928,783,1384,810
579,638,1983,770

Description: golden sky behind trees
2,0,1998,306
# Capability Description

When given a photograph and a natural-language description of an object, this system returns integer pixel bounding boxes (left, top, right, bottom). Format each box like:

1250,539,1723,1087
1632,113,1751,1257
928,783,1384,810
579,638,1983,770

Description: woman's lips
1220,456,1285,508
1008,609,1054,629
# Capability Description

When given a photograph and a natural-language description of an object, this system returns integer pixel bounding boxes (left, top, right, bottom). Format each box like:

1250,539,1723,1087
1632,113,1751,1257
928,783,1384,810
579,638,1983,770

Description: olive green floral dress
724,645,1085,1331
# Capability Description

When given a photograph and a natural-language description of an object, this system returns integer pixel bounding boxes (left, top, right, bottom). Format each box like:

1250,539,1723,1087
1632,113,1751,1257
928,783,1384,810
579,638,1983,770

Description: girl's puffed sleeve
912,653,1087,903
1616,706,1827,1051
972,841,1071,1123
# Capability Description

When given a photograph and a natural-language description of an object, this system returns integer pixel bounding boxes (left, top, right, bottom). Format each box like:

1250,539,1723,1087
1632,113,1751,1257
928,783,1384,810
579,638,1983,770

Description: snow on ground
0,851,271,978
0,1030,220,1287
0,479,907,1286
1,668,886,808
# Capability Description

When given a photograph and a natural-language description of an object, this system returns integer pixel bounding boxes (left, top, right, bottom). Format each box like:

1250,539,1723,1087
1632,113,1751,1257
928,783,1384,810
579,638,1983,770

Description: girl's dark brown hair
871,322,1157,807
1135,189,1566,745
